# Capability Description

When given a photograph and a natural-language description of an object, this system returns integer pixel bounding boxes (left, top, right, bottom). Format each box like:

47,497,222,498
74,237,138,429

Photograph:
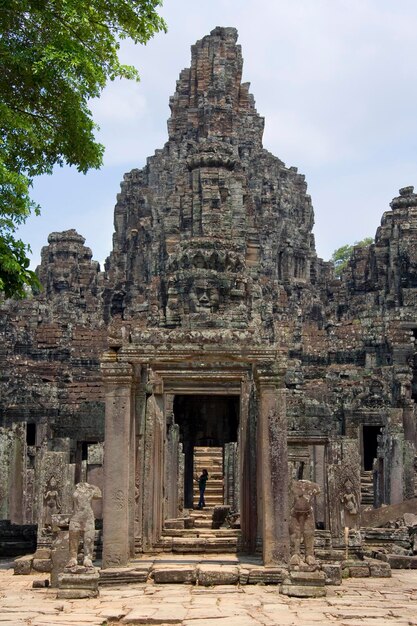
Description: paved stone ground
1,559,417,626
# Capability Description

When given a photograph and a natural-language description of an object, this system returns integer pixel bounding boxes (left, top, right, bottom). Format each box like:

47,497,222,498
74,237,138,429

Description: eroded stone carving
341,479,359,529
66,482,101,570
289,480,321,568
43,476,61,531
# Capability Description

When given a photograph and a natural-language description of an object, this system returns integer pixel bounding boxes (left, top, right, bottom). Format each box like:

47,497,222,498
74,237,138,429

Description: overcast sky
18,0,417,268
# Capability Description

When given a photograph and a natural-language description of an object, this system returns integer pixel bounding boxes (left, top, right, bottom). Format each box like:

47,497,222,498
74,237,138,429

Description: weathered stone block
164,519,185,530
197,564,239,586
32,558,52,573
348,565,370,577
321,563,342,585
57,570,100,599
13,555,33,575
247,566,287,585
387,554,413,569
369,560,391,577
281,570,326,597
153,565,196,584
281,583,326,597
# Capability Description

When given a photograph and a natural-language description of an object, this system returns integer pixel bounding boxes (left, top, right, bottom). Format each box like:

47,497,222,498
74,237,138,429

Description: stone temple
2,27,417,584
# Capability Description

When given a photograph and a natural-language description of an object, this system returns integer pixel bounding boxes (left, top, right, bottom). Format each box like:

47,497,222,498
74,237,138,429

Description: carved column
102,357,134,568
239,375,257,553
256,364,289,565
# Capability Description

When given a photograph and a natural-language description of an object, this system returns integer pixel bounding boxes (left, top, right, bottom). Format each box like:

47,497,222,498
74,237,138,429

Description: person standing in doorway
197,469,209,509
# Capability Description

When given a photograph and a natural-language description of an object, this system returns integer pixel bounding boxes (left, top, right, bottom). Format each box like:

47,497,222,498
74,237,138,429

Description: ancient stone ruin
2,27,417,590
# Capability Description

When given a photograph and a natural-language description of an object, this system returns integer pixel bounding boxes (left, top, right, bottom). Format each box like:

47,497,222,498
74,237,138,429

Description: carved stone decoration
337,440,362,530
43,475,61,531
65,482,102,570
340,479,360,529
289,479,321,569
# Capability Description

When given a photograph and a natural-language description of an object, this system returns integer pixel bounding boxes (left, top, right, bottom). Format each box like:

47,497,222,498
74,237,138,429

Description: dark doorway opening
26,423,36,446
173,395,239,508
363,425,381,471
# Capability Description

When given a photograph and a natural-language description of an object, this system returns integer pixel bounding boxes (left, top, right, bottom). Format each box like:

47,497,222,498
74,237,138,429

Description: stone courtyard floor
1,558,417,626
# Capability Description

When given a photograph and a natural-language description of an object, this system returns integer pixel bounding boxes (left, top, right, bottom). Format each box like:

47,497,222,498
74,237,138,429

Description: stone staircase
193,446,224,509
157,447,240,554
161,508,240,553
361,471,374,506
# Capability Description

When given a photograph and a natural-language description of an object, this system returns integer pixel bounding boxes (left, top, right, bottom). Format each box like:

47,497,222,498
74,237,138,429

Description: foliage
331,237,373,276
0,0,166,298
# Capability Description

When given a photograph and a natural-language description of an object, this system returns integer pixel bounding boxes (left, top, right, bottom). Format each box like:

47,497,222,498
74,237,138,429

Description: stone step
188,508,214,515
193,487,223,494
100,563,291,587
193,519,213,528
159,536,238,553
162,528,240,538
99,566,150,586
192,492,223,500
194,447,223,454
193,480,223,487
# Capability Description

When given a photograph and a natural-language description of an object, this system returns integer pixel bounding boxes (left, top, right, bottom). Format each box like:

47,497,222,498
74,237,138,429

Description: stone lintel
101,360,134,388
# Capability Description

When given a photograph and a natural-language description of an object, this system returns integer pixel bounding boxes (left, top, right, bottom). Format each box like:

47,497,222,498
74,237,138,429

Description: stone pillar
387,433,404,504
224,443,237,509
164,394,180,521
102,358,134,568
256,365,289,565
239,376,257,553
142,391,165,550
134,367,147,552
178,444,185,515
326,439,343,541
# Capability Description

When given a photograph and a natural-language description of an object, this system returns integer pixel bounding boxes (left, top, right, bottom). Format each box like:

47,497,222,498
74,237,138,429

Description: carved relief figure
289,479,321,567
66,482,102,569
341,478,359,528
43,476,61,530
189,280,220,313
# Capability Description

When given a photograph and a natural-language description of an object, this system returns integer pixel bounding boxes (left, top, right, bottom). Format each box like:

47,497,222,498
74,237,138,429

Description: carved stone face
49,251,78,293
189,280,220,313
53,270,73,292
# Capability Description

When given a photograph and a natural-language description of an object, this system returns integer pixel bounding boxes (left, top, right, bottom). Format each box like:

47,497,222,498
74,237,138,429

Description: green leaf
0,0,166,298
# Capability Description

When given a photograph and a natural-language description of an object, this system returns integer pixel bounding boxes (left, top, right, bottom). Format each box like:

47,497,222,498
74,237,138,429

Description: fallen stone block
164,518,185,530
342,559,370,578
13,554,34,575
32,558,52,573
212,506,231,529
387,554,417,569
368,560,391,577
404,513,417,527
321,563,342,585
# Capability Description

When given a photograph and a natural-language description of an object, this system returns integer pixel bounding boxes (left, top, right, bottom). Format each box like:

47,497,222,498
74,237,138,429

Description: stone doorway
173,394,239,509
362,425,381,471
